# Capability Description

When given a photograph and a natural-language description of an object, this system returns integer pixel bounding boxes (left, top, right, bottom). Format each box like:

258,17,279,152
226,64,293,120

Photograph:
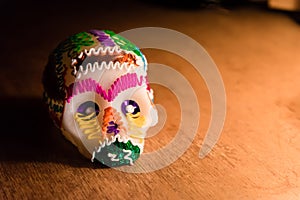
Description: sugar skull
42,30,158,167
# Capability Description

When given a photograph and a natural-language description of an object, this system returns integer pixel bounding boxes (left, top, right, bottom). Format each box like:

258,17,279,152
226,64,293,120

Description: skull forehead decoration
42,30,158,167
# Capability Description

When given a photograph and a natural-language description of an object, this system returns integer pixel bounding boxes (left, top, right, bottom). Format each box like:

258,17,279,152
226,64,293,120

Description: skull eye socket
121,100,140,115
77,101,100,120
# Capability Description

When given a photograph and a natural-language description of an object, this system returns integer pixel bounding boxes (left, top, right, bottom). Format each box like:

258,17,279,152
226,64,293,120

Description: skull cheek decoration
42,30,158,167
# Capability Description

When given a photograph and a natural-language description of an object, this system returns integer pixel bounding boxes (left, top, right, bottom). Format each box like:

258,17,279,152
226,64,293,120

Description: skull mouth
91,134,141,167
88,106,144,167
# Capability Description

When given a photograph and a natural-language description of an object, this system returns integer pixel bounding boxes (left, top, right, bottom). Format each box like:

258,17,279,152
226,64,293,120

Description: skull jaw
91,135,141,167
62,127,143,167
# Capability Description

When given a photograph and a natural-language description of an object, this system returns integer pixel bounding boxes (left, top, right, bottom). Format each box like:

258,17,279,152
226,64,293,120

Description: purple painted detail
107,121,120,135
66,73,146,103
88,30,115,47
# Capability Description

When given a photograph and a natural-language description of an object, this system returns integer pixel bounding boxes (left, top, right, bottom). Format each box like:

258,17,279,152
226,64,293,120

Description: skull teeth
91,134,142,163
96,135,129,153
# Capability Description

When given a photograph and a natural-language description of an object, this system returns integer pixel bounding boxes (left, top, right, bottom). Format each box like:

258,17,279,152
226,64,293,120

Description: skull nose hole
106,121,120,135
102,106,124,136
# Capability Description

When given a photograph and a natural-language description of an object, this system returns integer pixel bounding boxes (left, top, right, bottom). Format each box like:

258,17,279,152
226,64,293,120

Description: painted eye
77,101,100,119
121,100,140,115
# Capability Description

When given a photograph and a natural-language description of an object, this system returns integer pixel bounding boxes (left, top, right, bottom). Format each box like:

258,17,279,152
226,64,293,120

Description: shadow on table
0,97,99,168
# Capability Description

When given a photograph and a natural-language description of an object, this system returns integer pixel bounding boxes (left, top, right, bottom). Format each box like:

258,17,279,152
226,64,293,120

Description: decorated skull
42,30,158,167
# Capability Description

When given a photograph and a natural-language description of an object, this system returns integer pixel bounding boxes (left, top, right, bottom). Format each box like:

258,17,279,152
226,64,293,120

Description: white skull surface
42,30,158,167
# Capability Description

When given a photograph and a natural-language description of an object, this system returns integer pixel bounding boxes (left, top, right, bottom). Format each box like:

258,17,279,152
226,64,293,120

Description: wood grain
1,1,300,199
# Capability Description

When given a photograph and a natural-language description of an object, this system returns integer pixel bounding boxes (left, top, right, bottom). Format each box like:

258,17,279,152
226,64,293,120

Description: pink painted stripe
66,73,146,103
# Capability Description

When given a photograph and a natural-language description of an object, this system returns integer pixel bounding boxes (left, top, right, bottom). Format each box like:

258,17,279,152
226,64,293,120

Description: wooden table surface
1,1,300,199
